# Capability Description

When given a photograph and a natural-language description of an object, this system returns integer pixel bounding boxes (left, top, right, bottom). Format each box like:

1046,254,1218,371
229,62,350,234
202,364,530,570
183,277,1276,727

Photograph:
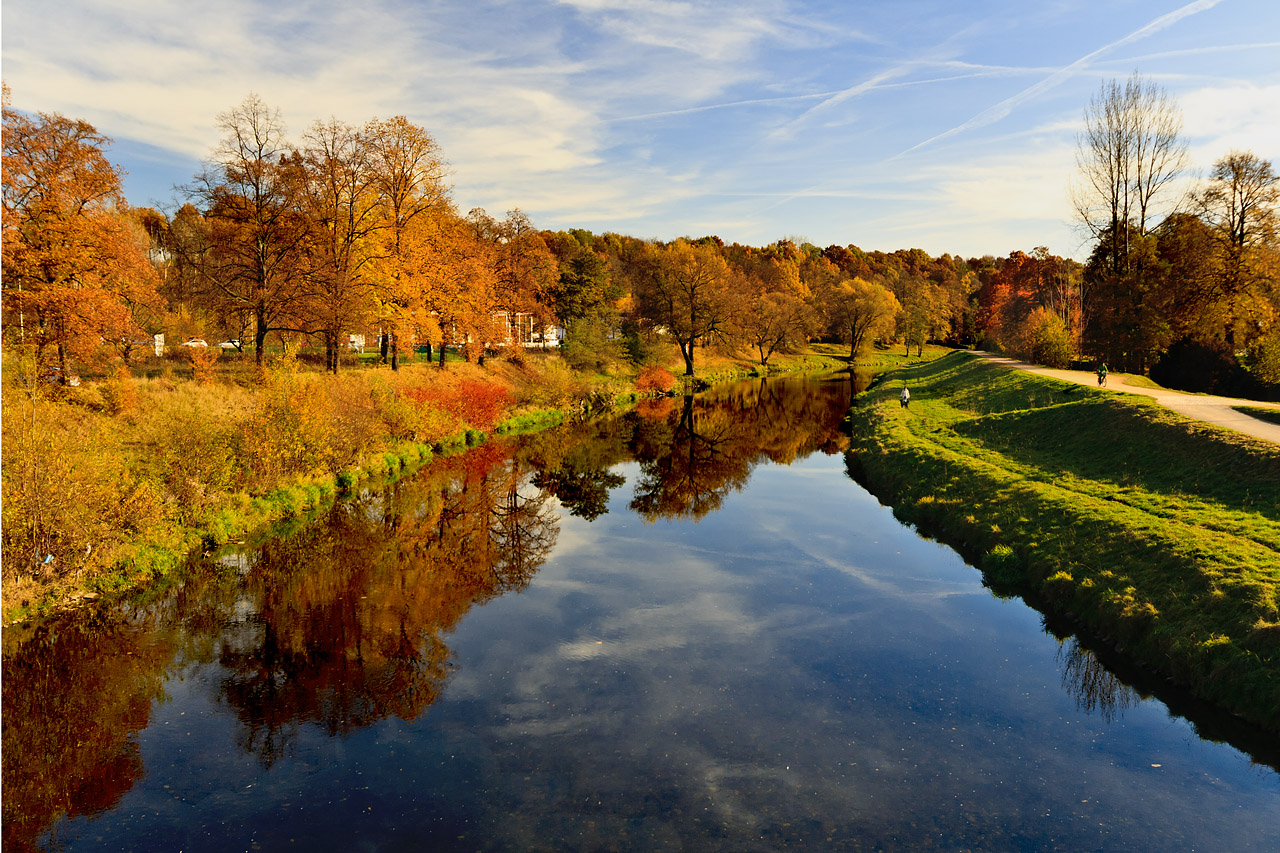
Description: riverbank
846,350,1280,732
1,346,845,625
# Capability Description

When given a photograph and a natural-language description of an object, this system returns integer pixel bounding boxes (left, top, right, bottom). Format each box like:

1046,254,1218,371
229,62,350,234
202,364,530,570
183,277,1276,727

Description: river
3,374,1278,851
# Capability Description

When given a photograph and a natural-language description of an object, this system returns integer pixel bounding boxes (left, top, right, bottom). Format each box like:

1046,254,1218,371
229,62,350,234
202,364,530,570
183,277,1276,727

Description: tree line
1072,73,1279,388
4,80,1277,390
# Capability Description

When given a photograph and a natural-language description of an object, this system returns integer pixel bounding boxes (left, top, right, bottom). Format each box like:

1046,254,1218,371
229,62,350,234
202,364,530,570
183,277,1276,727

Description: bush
635,364,677,395
516,358,591,409
1246,331,1280,385
1,386,165,593
100,366,138,415
562,311,626,372
1014,308,1072,368
185,346,220,384
402,377,512,436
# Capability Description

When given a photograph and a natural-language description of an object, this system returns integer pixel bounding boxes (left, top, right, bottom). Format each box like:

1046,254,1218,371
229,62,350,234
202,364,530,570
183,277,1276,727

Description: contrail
897,0,1228,156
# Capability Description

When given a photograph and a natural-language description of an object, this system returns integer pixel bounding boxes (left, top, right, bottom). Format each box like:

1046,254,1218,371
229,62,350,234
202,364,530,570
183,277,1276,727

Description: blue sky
4,0,1278,259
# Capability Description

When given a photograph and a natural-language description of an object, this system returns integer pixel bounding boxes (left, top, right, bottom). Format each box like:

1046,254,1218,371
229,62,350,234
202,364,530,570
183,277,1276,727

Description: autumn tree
634,239,735,377
364,115,450,369
1072,75,1188,369
424,212,499,365
491,208,558,346
822,277,900,358
1073,73,1188,277
973,249,1082,356
2,91,160,377
727,255,815,368
183,95,314,366
1195,150,1279,347
299,118,381,373
1082,226,1169,371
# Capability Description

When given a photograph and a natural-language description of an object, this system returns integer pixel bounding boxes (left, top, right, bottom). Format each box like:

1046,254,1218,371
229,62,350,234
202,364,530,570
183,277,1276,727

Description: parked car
217,340,241,350
180,338,208,347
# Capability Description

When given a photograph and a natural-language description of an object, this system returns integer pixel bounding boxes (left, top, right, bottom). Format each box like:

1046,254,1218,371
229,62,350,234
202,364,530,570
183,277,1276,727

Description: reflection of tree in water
0,374,858,841
532,466,626,521
217,443,559,766
519,375,852,525
630,394,751,521
1057,638,1140,724
2,611,175,853
524,416,633,521
629,376,852,522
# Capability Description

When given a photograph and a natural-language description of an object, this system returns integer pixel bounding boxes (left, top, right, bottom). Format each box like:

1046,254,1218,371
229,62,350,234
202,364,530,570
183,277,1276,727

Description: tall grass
848,351,1280,731
1,357,555,621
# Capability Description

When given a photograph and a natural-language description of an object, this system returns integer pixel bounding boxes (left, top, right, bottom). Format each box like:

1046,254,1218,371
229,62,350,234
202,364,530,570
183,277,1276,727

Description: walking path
966,350,1280,445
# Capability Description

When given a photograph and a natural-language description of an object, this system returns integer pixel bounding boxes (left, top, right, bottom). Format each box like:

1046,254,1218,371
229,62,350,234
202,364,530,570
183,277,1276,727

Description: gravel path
966,350,1280,445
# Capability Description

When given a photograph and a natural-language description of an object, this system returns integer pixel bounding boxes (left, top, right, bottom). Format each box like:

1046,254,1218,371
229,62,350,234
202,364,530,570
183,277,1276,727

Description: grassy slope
847,350,1280,731
1236,406,1280,427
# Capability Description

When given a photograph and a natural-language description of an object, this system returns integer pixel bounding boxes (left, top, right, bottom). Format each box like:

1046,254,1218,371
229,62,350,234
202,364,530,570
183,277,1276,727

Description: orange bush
404,378,512,433
635,364,676,395
186,346,220,384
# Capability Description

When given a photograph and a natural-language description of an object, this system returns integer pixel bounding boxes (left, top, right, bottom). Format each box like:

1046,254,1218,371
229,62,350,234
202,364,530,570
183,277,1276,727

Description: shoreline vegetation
846,350,1280,733
7,343,1280,735
0,345,849,626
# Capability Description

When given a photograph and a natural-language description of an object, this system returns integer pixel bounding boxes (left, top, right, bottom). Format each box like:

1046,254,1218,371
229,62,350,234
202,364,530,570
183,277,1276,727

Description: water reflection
217,447,559,766
629,379,852,522
1,444,559,848
4,372,1275,851
1,613,175,853
1057,638,1140,724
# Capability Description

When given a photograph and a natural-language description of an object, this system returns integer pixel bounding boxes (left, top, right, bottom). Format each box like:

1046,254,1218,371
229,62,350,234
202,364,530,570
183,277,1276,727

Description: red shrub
404,379,512,432
635,364,676,395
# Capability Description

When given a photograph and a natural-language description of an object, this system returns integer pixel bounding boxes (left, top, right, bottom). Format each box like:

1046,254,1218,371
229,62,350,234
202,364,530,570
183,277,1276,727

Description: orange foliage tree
2,89,161,377
299,118,382,373
182,95,314,366
364,115,451,369
633,239,735,376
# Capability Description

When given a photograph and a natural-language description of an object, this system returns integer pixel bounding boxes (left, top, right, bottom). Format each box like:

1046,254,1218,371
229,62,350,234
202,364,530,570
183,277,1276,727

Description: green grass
1236,406,1280,427
848,350,1280,732
495,409,566,435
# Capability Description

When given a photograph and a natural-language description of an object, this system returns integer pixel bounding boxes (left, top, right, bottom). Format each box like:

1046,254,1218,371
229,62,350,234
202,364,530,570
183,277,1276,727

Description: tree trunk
255,307,269,367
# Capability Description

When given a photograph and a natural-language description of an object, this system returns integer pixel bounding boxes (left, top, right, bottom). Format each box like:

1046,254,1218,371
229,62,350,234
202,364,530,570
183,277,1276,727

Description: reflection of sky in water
431,455,1280,851
32,386,1280,852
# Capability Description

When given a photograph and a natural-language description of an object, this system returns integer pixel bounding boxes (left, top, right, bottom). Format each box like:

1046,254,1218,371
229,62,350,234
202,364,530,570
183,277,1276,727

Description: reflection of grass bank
846,351,1280,732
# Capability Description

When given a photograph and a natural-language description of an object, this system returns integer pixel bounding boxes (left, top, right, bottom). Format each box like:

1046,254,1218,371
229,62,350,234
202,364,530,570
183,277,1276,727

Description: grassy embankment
1,344,845,625
847,350,1280,732
1236,406,1280,427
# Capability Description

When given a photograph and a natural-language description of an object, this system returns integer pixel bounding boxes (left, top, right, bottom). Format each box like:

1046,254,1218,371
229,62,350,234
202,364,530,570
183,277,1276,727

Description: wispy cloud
898,0,1230,155
611,64,1060,124
3,0,1275,255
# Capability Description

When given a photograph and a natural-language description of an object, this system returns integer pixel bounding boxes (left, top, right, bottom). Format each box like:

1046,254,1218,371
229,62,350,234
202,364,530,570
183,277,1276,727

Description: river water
4,374,1278,851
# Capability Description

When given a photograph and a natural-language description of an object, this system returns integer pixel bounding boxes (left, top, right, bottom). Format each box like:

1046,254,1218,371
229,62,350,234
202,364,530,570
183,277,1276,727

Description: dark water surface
4,375,1278,851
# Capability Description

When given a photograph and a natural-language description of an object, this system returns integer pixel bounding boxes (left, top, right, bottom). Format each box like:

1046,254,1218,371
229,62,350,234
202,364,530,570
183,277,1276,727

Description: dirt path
966,351,1280,445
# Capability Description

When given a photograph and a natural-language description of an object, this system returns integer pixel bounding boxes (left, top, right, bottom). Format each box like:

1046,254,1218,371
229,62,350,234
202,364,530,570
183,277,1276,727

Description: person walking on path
900,385,911,408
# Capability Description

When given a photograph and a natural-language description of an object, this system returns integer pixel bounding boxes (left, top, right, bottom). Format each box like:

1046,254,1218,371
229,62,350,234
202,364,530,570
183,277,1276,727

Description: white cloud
1181,83,1280,167
4,0,1276,254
